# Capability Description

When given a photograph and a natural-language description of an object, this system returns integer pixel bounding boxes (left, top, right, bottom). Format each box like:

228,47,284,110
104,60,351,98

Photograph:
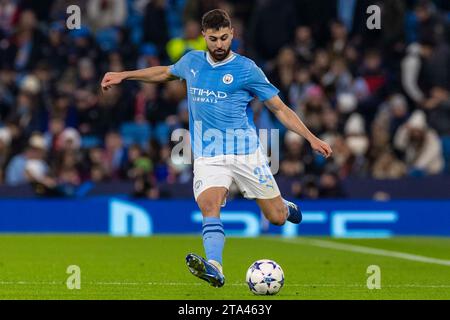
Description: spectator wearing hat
394,110,444,175
57,127,82,152
297,85,331,135
336,92,357,126
5,133,48,185
342,113,370,177
374,93,410,137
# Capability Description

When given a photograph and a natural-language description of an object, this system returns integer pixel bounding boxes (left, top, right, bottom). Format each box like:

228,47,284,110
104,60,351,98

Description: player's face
203,27,234,62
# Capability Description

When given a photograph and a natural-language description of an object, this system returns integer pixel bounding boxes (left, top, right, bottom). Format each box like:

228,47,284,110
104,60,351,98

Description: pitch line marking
1,281,450,288
276,238,450,267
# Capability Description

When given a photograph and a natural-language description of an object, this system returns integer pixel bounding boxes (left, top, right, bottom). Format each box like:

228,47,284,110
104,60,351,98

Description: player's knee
198,199,221,216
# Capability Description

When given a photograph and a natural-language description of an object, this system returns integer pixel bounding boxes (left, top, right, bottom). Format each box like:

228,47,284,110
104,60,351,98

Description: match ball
246,259,284,295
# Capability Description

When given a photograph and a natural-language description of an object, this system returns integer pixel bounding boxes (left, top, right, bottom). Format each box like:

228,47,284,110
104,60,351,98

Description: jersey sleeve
245,62,279,102
168,51,192,79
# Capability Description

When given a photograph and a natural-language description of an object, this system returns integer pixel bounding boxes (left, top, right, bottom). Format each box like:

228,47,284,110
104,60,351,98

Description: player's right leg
196,186,228,272
186,187,228,287
186,157,232,287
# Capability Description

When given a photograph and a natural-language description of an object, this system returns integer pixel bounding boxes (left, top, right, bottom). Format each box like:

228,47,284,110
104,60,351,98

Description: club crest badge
223,74,233,84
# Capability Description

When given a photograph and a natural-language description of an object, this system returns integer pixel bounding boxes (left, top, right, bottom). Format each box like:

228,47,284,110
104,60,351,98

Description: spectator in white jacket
87,0,127,32
393,110,444,175
401,40,450,105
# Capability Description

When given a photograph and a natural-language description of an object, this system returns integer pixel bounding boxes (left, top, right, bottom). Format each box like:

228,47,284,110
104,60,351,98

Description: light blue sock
202,217,225,266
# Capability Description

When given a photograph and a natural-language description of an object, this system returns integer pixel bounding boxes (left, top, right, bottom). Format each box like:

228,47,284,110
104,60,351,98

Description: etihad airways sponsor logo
190,87,227,103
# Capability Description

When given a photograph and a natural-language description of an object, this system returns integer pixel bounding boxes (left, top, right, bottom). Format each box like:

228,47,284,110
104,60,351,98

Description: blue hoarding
0,198,449,237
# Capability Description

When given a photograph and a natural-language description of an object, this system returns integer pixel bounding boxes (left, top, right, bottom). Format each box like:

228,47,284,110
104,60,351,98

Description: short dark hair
201,9,231,31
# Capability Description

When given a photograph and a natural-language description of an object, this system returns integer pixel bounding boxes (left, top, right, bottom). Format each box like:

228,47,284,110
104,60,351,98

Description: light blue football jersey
169,50,279,158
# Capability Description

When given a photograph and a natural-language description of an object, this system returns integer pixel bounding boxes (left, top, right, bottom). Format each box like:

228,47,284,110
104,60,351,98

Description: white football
246,259,284,295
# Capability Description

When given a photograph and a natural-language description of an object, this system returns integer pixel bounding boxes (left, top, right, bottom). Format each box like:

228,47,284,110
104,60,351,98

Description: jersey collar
206,51,236,68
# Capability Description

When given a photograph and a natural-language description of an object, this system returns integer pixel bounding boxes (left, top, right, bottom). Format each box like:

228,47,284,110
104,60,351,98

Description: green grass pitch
0,235,449,299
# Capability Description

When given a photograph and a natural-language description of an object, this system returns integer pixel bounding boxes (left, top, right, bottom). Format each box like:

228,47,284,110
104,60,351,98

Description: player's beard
209,46,231,62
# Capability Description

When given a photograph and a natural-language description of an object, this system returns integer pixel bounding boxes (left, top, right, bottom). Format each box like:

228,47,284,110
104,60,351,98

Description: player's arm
264,95,333,158
101,66,177,91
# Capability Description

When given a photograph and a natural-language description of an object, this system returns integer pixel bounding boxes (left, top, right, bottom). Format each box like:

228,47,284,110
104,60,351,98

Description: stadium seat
95,28,119,52
120,122,151,147
81,136,102,149
154,122,170,145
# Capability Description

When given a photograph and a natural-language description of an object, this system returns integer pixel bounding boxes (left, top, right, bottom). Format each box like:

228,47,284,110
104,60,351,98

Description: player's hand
101,72,124,91
310,137,333,158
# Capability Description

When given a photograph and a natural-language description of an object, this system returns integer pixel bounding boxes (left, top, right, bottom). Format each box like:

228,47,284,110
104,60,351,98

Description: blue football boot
186,253,225,288
284,199,302,224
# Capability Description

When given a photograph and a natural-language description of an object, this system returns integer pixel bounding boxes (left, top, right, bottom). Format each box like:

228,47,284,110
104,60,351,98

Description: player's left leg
231,148,302,225
256,195,302,225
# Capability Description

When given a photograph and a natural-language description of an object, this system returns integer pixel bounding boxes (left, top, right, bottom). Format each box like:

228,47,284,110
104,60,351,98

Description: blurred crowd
0,0,449,199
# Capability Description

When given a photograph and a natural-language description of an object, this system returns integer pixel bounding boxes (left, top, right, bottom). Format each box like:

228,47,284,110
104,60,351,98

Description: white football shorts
193,147,281,203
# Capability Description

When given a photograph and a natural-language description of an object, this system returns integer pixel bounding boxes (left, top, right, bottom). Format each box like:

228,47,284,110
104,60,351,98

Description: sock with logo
202,217,225,268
